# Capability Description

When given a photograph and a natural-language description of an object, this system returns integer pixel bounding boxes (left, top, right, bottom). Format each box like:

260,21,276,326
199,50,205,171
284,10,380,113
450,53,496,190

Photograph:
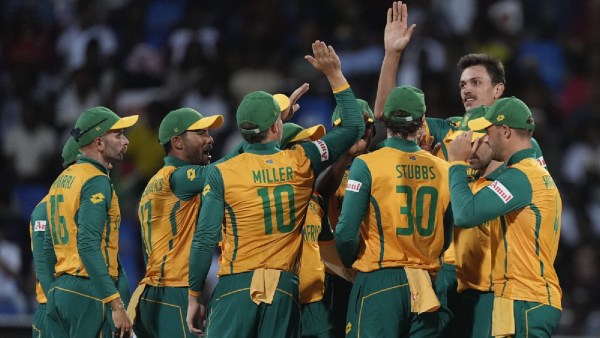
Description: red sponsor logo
346,179,362,192
313,140,329,161
488,181,513,203
537,156,546,167
34,220,46,232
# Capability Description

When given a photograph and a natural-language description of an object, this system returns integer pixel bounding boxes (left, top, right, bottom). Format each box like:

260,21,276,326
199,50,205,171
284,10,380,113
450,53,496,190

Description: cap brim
468,117,492,131
273,94,291,112
188,115,224,130
111,115,139,130
290,124,326,143
444,130,486,143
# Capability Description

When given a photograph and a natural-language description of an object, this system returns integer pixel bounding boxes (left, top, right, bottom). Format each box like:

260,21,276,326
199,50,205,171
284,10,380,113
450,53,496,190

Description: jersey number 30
396,185,438,236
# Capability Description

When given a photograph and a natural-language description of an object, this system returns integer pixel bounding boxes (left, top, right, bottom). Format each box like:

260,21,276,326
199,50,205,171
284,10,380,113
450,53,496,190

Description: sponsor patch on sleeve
346,179,362,192
487,180,513,203
537,156,546,168
34,220,46,232
312,140,329,162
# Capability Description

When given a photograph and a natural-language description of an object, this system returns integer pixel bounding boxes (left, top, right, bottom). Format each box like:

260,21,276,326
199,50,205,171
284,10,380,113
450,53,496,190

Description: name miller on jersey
395,164,437,180
252,166,294,184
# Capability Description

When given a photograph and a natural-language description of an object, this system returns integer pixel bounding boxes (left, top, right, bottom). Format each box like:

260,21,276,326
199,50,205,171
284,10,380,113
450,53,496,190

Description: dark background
1,0,599,336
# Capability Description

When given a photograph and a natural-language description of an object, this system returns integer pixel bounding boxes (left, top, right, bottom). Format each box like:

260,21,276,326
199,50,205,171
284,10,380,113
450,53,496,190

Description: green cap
158,108,224,145
445,105,488,143
468,97,535,131
331,99,374,127
383,86,426,124
236,91,291,134
71,106,139,146
280,123,326,149
61,137,80,168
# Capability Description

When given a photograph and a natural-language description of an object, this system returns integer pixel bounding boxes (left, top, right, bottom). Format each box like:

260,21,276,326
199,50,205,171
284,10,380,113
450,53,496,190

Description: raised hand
385,1,416,54
304,40,347,89
281,83,310,122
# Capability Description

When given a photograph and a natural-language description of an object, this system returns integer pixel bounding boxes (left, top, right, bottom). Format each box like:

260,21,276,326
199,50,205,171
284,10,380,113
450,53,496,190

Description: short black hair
382,111,423,138
240,122,269,143
457,54,506,85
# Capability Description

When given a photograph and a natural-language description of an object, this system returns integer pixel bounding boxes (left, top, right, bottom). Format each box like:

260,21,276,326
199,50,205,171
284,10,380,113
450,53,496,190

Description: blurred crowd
0,0,599,335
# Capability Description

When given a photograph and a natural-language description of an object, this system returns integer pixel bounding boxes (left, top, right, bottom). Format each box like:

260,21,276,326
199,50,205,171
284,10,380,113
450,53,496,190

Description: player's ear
494,82,505,100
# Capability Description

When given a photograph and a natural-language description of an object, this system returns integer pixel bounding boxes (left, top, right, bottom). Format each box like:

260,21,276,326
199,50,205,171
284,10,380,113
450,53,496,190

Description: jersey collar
245,141,281,155
163,155,189,168
507,148,536,166
77,156,109,175
381,138,420,152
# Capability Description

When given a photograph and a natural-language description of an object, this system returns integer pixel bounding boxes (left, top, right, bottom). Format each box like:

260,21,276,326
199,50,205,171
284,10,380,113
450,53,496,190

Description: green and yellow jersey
189,86,365,294
454,167,504,293
335,138,453,273
138,156,210,287
30,195,51,304
299,194,327,304
450,149,562,309
44,157,122,303
424,117,547,268
327,170,348,231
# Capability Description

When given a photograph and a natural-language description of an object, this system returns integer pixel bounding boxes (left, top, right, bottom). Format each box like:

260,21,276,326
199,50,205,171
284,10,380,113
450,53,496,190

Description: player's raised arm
302,41,364,175
374,1,416,119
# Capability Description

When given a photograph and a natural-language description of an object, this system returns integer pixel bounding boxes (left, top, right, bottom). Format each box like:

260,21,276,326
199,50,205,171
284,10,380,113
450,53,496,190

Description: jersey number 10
257,184,296,235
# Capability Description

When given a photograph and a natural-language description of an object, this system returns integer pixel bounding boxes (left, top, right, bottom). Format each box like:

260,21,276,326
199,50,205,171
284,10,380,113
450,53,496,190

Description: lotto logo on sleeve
346,179,362,192
202,184,211,196
312,140,329,162
487,181,513,203
34,220,46,232
90,193,105,204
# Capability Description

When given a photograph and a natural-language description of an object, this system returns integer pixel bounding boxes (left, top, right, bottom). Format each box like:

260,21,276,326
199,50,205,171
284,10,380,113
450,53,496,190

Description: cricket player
448,97,562,337
44,107,138,338
186,40,365,337
335,86,453,338
316,99,375,338
372,3,548,336
30,137,80,337
280,122,336,338
130,108,223,338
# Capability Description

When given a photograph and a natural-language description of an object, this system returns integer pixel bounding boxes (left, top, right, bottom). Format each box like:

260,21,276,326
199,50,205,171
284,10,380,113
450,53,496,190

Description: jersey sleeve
43,217,58,284
335,158,371,267
116,255,131,306
170,165,211,200
30,201,54,295
189,165,224,295
77,176,119,302
531,138,547,169
449,163,532,228
301,87,365,176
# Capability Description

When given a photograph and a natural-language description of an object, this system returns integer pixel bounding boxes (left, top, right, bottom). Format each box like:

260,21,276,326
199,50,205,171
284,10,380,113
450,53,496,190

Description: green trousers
301,299,335,338
45,274,116,338
133,285,193,338
32,303,47,338
205,270,300,338
456,289,494,338
346,268,443,338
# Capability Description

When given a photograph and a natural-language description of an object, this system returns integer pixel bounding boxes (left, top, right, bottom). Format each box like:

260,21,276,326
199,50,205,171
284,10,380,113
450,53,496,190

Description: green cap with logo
61,136,81,168
159,108,224,145
236,91,291,134
71,106,139,146
445,105,488,143
331,99,374,127
280,123,326,149
383,86,426,124
468,97,535,131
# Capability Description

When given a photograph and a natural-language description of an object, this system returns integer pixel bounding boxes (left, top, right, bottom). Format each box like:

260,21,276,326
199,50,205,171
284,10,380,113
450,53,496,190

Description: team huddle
28,2,562,338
